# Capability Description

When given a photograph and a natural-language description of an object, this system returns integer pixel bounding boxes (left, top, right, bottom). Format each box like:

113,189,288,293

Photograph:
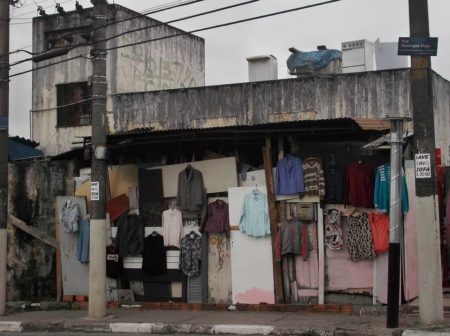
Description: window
57,82,92,127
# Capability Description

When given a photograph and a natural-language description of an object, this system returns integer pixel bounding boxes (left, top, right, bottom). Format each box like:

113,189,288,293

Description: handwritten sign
415,154,431,179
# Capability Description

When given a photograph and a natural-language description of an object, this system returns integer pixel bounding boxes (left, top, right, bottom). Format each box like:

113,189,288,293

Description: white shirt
162,208,183,248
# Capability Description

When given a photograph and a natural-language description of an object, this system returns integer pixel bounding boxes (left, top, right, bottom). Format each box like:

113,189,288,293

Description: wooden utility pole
89,0,108,318
0,0,10,316
409,0,444,324
263,142,284,303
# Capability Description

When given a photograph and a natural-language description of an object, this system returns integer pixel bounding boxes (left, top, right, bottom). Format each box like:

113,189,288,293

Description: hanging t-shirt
239,190,270,237
162,208,183,248
142,233,167,276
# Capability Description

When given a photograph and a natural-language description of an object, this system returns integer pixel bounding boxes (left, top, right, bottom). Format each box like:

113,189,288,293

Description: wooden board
108,164,139,199
228,186,275,304
150,157,238,197
55,196,89,296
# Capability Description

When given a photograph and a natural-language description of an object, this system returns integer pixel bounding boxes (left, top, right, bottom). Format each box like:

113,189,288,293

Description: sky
8,0,450,138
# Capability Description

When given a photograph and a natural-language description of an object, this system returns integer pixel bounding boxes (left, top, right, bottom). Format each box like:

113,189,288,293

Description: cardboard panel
108,164,139,199
228,186,275,304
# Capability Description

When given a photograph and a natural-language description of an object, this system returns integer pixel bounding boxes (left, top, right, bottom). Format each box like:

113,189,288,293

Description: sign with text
91,181,100,201
398,37,438,56
415,154,431,179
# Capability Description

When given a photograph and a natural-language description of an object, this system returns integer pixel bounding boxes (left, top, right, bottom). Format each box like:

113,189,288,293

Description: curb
0,321,337,335
403,331,450,336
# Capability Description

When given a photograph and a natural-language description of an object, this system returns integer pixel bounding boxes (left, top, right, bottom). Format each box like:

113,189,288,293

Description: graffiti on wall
120,35,200,91
208,233,232,304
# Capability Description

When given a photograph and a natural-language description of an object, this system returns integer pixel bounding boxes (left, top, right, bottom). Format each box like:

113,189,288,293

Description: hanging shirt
200,200,230,235
324,162,345,203
368,212,389,254
61,200,79,233
276,219,310,261
162,208,184,248
142,233,167,276
374,163,409,214
239,190,270,237
76,218,90,263
180,232,202,277
276,154,305,195
345,161,375,208
346,212,376,262
302,157,326,200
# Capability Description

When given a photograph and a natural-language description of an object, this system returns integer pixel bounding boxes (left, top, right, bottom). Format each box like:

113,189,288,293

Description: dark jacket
116,215,145,257
324,161,345,203
176,167,206,212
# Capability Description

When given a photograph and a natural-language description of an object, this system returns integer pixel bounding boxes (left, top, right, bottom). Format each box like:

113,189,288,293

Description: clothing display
324,161,345,203
276,154,305,195
116,214,145,257
374,163,409,214
162,208,184,248
176,166,206,212
345,161,375,208
142,232,167,276
76,218,89,263
368,212,389,254
180,231,202,277
276,219,309,261
200,199,230,235
239,190,270,237
61,199,79,233
302,157,326,200
324,209,343,250
346,212,376,262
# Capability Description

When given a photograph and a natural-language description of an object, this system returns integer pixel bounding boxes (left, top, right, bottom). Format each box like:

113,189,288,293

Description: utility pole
0,0,10,317
409,0,444,324
89,0,108,318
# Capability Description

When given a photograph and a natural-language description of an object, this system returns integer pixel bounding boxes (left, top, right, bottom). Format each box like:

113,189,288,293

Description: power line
104,0,261,44
7,0,342,80
31,97,92,112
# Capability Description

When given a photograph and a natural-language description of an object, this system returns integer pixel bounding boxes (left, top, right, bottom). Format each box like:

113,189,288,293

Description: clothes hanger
151,231,159,236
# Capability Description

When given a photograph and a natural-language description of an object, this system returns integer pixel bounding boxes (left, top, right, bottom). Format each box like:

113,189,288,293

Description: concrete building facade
31,4,205,156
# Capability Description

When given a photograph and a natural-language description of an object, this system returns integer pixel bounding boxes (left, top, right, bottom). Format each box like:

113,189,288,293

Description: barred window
56,82,91,127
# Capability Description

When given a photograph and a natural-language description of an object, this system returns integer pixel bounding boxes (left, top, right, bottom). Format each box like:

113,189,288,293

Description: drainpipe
386,117,404,328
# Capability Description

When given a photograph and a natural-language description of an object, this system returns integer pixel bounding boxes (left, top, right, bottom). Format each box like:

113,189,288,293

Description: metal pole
409,0,443,324
0,0,10,317
386,118,403,328
89,0,108,318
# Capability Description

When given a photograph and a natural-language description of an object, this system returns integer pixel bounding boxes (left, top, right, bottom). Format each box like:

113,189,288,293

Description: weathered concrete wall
432,72,450,166
7,160,76,300
31,5,205,156
113,69,412,132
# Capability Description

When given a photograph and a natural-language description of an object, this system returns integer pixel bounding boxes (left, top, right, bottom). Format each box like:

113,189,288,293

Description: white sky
8,0,450,138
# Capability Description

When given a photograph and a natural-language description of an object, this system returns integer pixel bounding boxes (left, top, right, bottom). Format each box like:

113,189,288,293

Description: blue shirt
374,164,409,214
239,190,270,237
276,154,305,195
77,219,90,263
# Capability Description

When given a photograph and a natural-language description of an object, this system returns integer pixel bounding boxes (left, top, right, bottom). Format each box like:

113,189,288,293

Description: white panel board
150,157,238,197
228,186,275,304
56,196,89,296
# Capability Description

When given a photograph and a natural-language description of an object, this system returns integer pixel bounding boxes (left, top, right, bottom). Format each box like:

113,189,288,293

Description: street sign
398,37,438,56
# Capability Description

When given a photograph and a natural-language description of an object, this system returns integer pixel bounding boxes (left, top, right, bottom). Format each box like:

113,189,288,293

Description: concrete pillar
88,219,107,317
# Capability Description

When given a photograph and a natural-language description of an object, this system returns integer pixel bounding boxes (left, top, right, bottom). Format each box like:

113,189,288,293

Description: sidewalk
0,305,444,335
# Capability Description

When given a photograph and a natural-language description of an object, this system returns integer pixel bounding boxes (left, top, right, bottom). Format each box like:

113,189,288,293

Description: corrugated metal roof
8,139,43,161
353,118,390,130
